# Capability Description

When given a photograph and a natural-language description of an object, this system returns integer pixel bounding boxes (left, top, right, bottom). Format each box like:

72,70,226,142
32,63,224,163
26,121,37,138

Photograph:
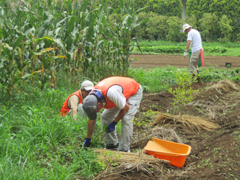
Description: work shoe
192,74,201,82
106,143,119,150
196,76,201,82
196,70,201,82
125,149,130,153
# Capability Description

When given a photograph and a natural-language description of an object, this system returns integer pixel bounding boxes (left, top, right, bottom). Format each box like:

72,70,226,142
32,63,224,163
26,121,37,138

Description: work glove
106,121,117,133
183,50,188,58
83,138,91,148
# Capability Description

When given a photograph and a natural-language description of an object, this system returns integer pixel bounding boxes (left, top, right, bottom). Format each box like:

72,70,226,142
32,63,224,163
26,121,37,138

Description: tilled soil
129,54,240,69
94,81,240,180
134,81,240,180
93,54,240,180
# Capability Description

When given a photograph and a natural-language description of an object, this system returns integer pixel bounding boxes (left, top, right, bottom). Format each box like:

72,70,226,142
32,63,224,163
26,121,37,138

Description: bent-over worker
82,76,143,152
60,80,94,121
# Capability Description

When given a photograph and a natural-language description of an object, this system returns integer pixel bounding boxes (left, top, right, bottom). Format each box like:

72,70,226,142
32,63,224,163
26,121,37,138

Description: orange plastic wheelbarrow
144,137,191,168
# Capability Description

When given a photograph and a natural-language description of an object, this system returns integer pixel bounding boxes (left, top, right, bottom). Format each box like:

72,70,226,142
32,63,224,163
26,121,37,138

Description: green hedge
140,46,227,54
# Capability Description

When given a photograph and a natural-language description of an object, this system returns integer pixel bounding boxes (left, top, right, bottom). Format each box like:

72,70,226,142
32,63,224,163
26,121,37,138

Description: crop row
0,0,140,99
140,46,227,54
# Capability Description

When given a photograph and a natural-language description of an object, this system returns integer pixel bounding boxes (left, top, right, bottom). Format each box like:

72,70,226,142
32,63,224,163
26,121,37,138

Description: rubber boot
192,71,201,82
191,74,195,82
196,70,201,82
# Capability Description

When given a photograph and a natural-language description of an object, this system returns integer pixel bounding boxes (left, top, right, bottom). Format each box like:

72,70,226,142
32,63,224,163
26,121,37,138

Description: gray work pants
101,85,143,152
189,49,201,74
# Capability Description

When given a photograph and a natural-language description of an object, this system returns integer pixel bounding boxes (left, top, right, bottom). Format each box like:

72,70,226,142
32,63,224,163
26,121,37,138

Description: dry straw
151,113,218,132
187,80,239,119
93,149,169,180
93,148,169,164
205,79,239,93
132,126,183,147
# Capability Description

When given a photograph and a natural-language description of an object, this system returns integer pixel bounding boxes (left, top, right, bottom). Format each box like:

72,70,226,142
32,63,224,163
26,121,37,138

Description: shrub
134,12,156,39
166,16,183,42
218,15,233,42
199,13,219,42
184,15,198,29
146,15,168,40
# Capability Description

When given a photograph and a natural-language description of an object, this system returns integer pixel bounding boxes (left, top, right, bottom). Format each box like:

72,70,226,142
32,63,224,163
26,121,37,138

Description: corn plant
0,0,141,100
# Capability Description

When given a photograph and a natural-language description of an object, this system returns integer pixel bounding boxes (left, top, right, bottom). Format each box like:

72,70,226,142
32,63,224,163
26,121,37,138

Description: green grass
1,65,240,179
128,66,240,92
133,40,240,56
0,87,103,180
128,66,178,92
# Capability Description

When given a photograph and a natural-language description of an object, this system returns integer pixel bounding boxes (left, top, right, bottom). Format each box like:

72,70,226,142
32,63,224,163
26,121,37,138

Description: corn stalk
0,0,142,100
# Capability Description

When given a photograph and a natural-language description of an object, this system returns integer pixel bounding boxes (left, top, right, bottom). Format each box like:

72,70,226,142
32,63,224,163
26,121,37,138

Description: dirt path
129,54,240,69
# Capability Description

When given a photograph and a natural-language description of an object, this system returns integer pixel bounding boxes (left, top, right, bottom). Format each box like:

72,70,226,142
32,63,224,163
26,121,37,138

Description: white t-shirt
106,85,126,109
187,29,202,53
68,95,79,110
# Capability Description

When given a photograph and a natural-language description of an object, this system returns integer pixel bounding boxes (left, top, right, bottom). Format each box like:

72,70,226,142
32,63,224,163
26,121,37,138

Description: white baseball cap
81,80,94,91
183,24,192,32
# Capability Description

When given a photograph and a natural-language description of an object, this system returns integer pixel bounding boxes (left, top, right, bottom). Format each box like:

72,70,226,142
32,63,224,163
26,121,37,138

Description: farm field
95,80,240,180
1,55,239,180
1,0,240,179
92,54,240,180
129,54,240,69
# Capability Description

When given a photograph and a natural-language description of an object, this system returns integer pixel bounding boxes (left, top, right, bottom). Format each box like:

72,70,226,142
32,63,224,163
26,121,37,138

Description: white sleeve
187,31,192,41
106,85,126,109
68,95,80,109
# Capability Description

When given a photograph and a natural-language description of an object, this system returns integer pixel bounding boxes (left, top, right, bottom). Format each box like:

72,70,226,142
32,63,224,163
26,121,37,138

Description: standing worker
183,23,204,82
60,80,94,121
82,76,143,152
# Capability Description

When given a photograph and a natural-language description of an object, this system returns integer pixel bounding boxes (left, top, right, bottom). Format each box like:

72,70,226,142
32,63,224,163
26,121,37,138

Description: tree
185,15,197,29
146,15,168,40
218,15,233,42
146,0,182,17
181,0,187,20
133,12,156,39
166,16,183,42
199,13,218,41
187,0,240,40
104,0,183,17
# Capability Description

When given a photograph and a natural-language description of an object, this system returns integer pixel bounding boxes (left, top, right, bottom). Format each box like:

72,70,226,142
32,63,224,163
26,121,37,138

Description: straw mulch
187,80,239,120
93,148,169,164
93,149,169,180
205,79,239,93
131,126,183,150
151,113,218,132
188,99,233,119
